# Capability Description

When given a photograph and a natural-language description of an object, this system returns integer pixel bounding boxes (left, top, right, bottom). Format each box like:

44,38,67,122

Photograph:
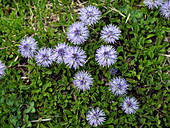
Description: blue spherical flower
95,45,117,67
144,0,163,9
67,22,89,45
109,77,129,96
80,5,101,25
19,36,37,58
0,61,6,79
73,71,93,91
121,96,139,114
110,68,117,76
53,42,68,64
100,24,121,44
64,46,86,69
35,47,55,67
86,107,106,127
160,1,170,19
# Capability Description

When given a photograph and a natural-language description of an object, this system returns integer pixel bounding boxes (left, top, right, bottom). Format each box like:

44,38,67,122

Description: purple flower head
95,45,117,67
35,47,55,67
0,61,6,79
19,36,37,58
144,0,163,9
53,42,68,64
160,1,170,19
80,5,101,25
67,22,89,44
100,24,121,44
109,77,129,96
121,96,139,114
110,68,117,76
86,107,106,127
64,46,86,69
73,71,93,91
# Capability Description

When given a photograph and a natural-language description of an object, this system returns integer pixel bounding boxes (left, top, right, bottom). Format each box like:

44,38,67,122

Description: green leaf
10,116,17,125
43,82,51,91
108,125,114,128
106,117,114,124
64,109,73,115
112,102,118,106
146,34,155,39
165,28,170,33
26,107,32,113
156,103,161,109
30,102,34,107
157,56,164,63
27,121,32,127
101,94,105,101
154,85,162,90
137,74,140,80
19,85,30,90
149,52,154,59
28,59,34,65
116,46,123,53
45,69,52,74
11,59,21,67
31,108,35,113
145,39,152,43
134,10,143,18
114,119,118,124
138,88,145,95
140,37,145,45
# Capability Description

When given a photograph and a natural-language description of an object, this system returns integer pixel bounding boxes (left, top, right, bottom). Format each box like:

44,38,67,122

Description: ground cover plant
0,0,170,127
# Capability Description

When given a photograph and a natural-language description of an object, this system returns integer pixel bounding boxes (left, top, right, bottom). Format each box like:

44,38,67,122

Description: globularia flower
160,1,170,19
110,68,117,76
86,107,106,127
53,42,68,64
80,5,101,25
35,47,55,67
95,45,117,67
73,71,93,91
121,96,139,114
109,77,129,96
0,61,6,79
64,46,86,69
67,22,89,44
143,0,163,9
19,36,37,58
100,24,121,44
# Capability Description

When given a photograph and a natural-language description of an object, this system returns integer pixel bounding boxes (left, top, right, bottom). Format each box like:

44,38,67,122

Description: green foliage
0,0,169,127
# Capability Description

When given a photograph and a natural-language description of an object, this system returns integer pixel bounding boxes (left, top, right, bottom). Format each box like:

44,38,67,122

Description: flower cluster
79,5,101,25
66,5,120,68
86,107,106,127
19,39,87,68
64,46,86,69
35,47,55,67
53,43,68,64
67,22,89,44
109,76,139,114
73,70,93,91
95,45,117,67
100,24,121,44
0,61,6,79
19,36,37,58
121,96,139,114
109,77,129,96
144,0,170,19
16,5,140,128
110,68,117,76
